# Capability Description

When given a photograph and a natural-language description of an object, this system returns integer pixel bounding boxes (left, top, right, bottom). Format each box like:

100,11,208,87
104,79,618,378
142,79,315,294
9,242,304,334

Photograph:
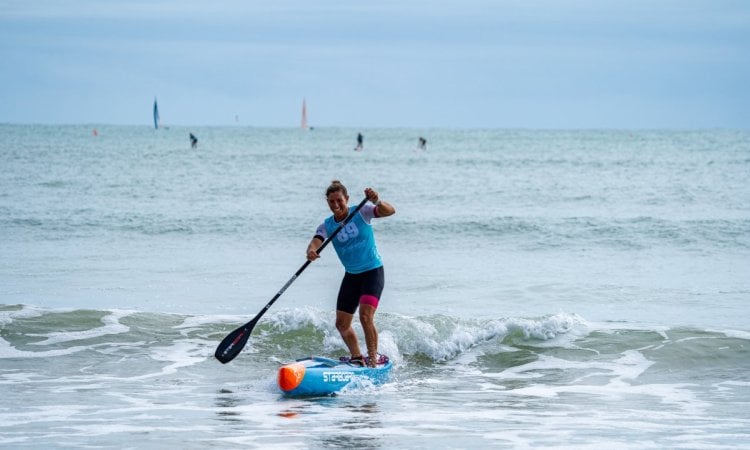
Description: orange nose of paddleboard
278,363,306,392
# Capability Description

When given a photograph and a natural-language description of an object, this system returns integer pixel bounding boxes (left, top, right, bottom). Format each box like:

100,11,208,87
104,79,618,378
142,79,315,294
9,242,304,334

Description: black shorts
336,266,385,314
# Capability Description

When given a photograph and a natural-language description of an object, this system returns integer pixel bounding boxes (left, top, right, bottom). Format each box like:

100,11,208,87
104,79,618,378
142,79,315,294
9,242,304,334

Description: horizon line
1,122,747,132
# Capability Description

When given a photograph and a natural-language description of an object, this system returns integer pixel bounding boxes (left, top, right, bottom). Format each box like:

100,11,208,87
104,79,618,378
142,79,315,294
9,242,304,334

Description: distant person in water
355,133,363,151
418,137,427,150
189,133,198,149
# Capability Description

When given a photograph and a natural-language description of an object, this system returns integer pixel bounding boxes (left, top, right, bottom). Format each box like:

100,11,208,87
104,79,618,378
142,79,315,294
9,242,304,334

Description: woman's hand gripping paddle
214,198,369,364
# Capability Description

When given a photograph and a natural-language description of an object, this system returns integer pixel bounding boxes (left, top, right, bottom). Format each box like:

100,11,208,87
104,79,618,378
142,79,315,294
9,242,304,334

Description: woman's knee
336,311,354,333
336,320,350,333
359,305,376,326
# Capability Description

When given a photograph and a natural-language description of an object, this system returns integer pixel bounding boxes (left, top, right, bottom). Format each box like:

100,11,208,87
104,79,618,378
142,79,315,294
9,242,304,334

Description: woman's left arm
364,187,395,217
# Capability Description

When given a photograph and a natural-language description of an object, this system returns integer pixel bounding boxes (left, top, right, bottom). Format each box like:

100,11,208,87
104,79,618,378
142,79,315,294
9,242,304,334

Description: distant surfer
418,137,427,150
189,133,198,149
306,181,396,367
355,133,363,151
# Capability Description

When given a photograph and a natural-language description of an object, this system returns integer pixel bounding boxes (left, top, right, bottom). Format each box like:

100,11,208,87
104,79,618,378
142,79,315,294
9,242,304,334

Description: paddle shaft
215,197,369,364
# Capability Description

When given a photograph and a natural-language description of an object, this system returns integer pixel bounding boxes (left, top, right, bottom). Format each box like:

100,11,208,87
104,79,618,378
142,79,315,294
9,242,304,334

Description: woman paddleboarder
306,181,395,367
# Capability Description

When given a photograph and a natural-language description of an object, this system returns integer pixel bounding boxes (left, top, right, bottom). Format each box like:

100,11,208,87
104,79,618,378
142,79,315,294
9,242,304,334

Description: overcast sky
1,0,748,128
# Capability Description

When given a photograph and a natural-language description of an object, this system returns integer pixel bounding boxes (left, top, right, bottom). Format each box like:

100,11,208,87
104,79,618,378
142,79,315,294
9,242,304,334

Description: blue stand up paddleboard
278,355,392,397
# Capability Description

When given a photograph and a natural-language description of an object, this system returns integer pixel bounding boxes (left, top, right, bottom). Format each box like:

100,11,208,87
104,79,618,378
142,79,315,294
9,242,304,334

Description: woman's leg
359,303,378,367
336,310,361,357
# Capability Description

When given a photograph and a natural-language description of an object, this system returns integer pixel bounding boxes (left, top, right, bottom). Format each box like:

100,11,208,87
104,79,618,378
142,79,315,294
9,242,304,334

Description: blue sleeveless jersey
324,205,382,274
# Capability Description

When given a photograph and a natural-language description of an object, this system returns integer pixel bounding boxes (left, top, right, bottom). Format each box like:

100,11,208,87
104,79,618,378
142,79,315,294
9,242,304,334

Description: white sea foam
124,338,209,380
389,312,587,361
0,304,48,326
0,404,90,428
60,424,216,437
265,306,334,332
338,377,380,396
484,348,711,415
28,309,132,346
0,336,89,359
175,313,247,329
711,328,750,340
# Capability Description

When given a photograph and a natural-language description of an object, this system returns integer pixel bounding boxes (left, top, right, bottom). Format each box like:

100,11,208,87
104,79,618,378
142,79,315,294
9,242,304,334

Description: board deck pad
338,354,390,365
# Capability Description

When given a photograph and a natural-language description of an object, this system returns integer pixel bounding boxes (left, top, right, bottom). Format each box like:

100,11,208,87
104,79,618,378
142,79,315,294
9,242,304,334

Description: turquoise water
1,125,749,448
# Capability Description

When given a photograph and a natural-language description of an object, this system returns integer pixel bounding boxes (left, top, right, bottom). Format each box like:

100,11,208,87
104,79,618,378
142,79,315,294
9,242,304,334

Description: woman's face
326,191,349,219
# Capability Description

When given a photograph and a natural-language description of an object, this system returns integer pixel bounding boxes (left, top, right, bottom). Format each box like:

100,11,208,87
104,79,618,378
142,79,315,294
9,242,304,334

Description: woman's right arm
306,236,324,261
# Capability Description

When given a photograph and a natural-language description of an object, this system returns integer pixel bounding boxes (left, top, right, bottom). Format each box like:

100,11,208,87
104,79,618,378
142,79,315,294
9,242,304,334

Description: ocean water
1,124,749,448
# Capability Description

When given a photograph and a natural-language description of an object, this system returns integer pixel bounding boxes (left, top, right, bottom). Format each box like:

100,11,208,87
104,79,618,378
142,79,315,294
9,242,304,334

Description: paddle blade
214,318,257,364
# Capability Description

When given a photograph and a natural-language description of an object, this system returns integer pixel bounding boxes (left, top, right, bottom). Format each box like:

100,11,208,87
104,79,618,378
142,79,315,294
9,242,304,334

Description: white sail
301,98,308,130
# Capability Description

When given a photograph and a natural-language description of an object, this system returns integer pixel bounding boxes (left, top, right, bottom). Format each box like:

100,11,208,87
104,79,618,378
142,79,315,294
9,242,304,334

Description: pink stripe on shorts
359,294,380,308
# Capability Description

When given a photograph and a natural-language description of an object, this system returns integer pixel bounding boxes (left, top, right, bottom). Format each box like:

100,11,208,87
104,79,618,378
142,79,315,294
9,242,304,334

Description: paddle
214,197,369,364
